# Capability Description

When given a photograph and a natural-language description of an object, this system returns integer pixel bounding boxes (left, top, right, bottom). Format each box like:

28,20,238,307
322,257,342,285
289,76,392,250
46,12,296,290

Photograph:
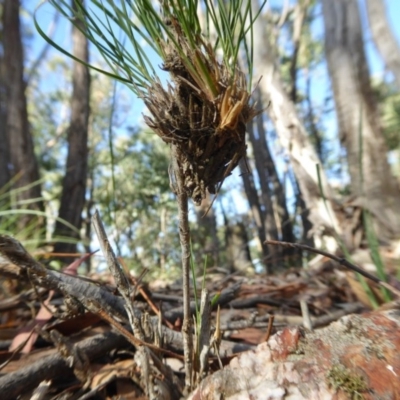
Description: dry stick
95,305,183,360
265,240,400,298
262,314,274,342
0,331,128,400
92,210,133,312
0,235,248,358
139,287,176,330
121,256,175,330
211,305,223,370
92,211,154,397
197,289,211,384
171,145,193,391
300,300,313,330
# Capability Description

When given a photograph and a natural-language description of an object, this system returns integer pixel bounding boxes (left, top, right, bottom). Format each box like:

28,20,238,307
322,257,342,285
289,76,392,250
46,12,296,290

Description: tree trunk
157,206,168,271
295,180,314,248
195,194,220,267
3,0,43,218
247,120,280,270
0,34,10,193
251,1,341,250
53,0,90,258
225,220,253,273
289,0,310,103
253,89,296,248
239,158,271,270
322,0,400,240
365,0,400,88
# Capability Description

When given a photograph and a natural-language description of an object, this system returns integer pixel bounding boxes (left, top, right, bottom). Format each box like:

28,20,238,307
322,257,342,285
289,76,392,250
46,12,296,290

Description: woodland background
1,0,400,280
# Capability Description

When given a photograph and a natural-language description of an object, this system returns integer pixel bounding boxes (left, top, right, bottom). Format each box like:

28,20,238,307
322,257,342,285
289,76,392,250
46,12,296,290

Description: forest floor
1,244,400,399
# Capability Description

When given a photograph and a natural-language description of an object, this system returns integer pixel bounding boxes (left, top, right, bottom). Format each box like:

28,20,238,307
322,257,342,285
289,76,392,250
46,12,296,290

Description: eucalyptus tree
0,18,10,193
245,87,296,271
373,81,400,157
365,0,400,89
36,0,266,390
194,193,220,268
3,0,43,226
322,0,400,241
250,0,342,252
53,0,91,261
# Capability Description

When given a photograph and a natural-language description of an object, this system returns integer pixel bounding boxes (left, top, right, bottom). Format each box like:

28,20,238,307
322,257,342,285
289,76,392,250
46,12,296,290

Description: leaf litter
1,232,400,398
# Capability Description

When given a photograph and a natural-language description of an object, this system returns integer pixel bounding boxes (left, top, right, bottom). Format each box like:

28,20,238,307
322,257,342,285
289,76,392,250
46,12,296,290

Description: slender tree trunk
83,168,95,273
365,0,400,88
289,0,310,102
322,0,400,240
0,38,10,192
253,89,296,249
251,1,341,250
3,0,43,218
295,179,314,248
53,0,90,258
304,69,323,160
195,193,220,267
158,207,168,270
225,219,253,273
286,2,316,249
239,158,271,268
247,116,281,271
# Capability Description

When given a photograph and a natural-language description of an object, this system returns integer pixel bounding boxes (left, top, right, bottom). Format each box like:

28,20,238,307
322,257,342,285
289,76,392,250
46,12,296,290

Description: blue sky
29,0,400,114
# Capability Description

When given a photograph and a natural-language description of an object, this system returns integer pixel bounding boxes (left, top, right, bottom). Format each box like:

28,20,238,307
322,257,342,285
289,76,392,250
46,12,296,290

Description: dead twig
92,211,155,397
261,315,275,342
0,235,247,358
0,331,129,400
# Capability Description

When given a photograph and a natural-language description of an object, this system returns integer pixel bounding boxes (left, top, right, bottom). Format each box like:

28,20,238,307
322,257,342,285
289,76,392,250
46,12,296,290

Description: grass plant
36,0,266,390
0,179,81,252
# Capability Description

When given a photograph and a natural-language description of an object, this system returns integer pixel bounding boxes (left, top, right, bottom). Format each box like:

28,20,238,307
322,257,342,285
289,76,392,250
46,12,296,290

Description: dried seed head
142,21,258,205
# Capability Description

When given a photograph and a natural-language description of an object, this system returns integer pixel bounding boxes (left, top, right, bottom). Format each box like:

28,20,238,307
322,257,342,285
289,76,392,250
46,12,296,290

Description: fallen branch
0,331,128,400
0,236,251,354
265,240,400,298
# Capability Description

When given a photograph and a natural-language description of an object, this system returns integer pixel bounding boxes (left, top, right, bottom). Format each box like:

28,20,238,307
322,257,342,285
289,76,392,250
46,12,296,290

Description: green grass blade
35,2,131,84
363,210,392,302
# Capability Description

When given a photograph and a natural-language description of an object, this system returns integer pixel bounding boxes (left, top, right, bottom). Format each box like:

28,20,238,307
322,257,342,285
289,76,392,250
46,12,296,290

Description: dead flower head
142,17,258,205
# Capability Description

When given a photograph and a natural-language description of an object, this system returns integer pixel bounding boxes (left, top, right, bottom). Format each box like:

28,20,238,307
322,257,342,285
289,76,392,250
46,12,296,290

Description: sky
29,0,400,120
26,0,400,220
29,0,400,117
